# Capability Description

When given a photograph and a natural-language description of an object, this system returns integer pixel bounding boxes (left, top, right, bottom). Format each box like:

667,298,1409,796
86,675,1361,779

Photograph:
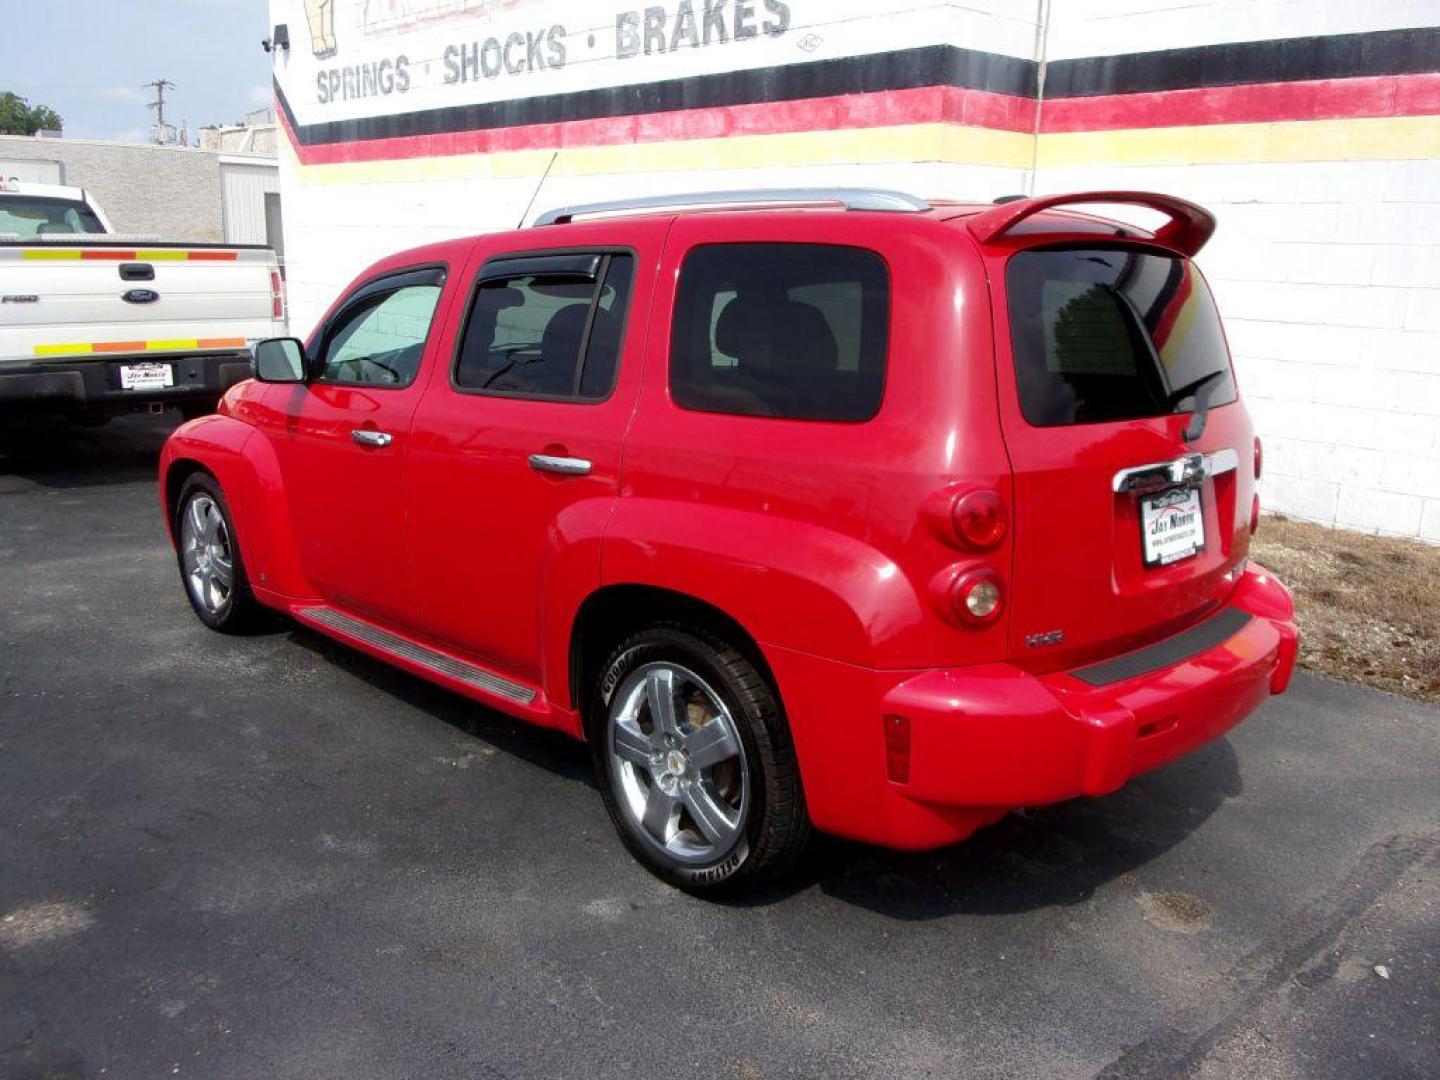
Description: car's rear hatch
972,195,1258,673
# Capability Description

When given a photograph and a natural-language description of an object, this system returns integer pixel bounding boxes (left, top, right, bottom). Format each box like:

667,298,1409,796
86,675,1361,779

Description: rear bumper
769,563,1298,850
0,353,252,407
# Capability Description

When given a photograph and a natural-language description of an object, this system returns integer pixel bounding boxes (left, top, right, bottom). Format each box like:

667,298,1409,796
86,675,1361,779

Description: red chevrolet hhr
160,189,1298,893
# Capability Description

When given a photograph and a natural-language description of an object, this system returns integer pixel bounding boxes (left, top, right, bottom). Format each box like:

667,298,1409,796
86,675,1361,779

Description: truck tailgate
0,243,282,363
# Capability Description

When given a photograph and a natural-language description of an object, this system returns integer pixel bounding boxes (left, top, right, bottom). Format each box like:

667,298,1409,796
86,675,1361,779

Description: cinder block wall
268,0,1440,541
0,136,224,241
1039,0,1440,541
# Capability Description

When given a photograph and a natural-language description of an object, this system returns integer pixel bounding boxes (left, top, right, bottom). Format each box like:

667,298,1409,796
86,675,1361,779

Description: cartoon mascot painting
304,0,337,59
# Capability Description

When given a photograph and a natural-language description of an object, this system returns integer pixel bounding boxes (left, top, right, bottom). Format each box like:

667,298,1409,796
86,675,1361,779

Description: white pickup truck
0,179,286,421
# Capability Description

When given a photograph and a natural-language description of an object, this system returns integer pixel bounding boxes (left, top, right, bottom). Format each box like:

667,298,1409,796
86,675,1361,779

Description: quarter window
454,253,634,400
317,282,443,387
669,244,889,422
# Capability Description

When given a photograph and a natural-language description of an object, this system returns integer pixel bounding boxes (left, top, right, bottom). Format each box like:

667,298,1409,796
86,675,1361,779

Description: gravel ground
1253,515,1440,704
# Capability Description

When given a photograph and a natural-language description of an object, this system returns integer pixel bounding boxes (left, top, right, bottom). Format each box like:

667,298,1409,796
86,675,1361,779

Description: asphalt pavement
1,413,1436,1080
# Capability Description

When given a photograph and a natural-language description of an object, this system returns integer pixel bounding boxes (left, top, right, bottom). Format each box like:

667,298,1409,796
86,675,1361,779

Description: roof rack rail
533,188,931,226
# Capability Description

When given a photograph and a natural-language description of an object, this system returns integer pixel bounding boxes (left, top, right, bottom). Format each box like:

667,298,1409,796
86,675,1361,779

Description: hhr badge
1026,629,1065,648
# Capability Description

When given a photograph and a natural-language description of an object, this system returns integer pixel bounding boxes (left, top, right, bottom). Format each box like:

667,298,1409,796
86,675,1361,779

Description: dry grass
1251,516,1440,704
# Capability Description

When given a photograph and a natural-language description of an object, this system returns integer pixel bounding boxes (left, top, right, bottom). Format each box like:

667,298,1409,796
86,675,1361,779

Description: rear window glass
670,243,889,422
0,195,105,238
1006,247,1236,427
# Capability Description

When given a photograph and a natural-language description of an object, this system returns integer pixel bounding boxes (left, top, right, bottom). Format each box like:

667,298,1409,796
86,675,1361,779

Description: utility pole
143,79,177,144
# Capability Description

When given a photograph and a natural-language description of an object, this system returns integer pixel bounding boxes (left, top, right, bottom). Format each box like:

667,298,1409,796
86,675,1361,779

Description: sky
0,0,275,142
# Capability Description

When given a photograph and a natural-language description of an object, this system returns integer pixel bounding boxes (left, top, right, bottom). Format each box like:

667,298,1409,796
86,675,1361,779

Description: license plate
1141,486,1205,567
119,362,174,390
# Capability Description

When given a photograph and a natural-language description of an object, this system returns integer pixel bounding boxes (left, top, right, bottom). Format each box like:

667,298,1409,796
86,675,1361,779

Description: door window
454,253,634,400
317,282,443,387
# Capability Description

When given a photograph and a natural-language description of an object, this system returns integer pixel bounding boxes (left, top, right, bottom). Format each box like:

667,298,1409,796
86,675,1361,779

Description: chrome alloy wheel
607,662,749,864
180,493,234,616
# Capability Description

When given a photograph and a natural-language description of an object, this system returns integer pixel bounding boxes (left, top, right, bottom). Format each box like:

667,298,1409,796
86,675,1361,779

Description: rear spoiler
966,191,1216,257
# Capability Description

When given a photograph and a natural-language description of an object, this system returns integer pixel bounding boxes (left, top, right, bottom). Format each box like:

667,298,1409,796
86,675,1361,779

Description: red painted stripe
196,337,247,349
1040,72,1440,132
187,250,239,261
93,341,147,353
281,72,1440,167
284,86,1039,166
80,250,138,260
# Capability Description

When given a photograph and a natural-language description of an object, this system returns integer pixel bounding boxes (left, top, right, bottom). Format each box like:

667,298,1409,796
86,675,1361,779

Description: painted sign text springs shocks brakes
315,1,794,105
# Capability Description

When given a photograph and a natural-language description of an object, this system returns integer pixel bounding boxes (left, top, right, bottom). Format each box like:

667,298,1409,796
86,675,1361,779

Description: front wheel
590,625,811,895
173,473,267,633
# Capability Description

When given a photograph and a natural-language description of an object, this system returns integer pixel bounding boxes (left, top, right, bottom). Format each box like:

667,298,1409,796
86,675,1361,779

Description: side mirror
253,337,307,383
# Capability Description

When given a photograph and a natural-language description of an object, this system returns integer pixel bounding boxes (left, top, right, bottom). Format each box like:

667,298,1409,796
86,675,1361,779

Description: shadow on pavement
289,626,597,788
803,738,1241,919
0,411,181,490
287,621,1243,920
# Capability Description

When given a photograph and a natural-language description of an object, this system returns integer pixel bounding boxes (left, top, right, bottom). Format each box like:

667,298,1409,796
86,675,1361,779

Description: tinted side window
454,253,633,400
1006,247,1237,427
317,283,442,387
670,244,889,422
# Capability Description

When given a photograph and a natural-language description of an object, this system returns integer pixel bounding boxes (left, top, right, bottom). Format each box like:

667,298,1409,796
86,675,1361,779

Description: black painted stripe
281,44,1037,147
1046,26,1440,98
1070,608,1254,688
280,27,1440,147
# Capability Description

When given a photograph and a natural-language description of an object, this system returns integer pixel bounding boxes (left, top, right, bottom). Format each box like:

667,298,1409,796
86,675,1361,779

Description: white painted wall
1037,0,1440,540
269,0,1440,542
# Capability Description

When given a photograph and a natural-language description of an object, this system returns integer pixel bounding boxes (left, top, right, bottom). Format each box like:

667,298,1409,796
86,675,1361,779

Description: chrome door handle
528,453,591,476
351,429,394,448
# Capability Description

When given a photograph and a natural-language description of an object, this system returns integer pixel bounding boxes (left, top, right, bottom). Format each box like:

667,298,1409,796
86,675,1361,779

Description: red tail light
1251,493,1261,535
952,489,1008,549
1254,436,1263,480
269,269,286,320
952,567,1004,625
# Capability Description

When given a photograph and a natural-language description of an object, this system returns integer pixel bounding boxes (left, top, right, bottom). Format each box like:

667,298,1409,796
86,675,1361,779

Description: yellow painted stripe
286,113,1439,186
287,123,1035,185
20,249,79,260
32,338,252,356
136,250,189,261
1036,114,1440,167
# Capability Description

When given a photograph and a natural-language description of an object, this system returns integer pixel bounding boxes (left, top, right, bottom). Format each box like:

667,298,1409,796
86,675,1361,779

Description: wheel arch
158,416,312,601
568,583,779,737
163,457,215,528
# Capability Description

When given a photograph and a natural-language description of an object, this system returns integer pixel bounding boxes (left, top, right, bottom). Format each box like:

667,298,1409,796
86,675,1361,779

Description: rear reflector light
952,489,1008,549
952,568,1004,625
1251,493,1261,535
269,269,285,320
1254,437,1263,480
883,714,911,783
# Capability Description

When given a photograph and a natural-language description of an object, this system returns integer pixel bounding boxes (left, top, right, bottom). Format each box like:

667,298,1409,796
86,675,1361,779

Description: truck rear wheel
173,473,267,633
590,624,811,895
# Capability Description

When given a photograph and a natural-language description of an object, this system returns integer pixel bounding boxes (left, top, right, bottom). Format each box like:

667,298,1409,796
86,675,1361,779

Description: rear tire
589,624,811,895
173,473,267,633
